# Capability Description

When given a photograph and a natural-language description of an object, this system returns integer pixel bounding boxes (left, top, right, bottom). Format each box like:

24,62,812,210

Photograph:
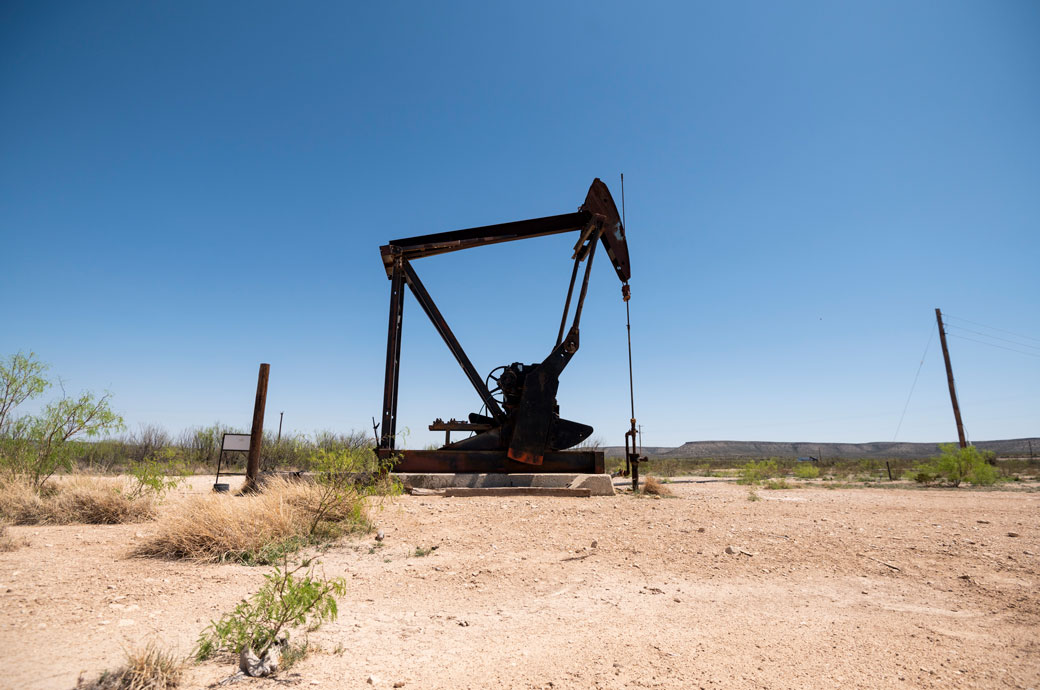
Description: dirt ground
1,476,1038,690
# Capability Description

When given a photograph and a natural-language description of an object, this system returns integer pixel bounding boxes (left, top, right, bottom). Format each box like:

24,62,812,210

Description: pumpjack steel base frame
376,179,629,475
376,448,604,475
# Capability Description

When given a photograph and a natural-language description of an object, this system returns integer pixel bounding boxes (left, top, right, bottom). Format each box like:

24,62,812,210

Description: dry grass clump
133,477,367,564
642,476,674,496
0,522,27,551
0,477,156,525
76,642,184,690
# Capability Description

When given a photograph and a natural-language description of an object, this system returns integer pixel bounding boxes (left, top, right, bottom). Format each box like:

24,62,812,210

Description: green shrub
305,446,400,538
914,444,999,487
794,463,820,479
737,460,778,485
126,448,188,500
912,471,934,484
0,353,124,489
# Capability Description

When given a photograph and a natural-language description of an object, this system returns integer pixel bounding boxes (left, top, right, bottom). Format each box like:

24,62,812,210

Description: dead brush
642,476,674,497
133,477,368,563
76,642,184,690
0,477,156,525
0,522,27,552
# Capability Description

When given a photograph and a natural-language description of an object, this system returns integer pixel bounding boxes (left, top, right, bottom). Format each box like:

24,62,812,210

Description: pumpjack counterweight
376,179,633,475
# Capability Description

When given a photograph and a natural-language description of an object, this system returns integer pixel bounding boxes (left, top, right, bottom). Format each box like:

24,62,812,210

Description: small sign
222,433,251,452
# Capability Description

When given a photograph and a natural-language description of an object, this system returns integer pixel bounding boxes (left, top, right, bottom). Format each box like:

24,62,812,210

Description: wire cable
893,322,936,441
947,334,1040,359
943,314,1040,343
945,324,1040,350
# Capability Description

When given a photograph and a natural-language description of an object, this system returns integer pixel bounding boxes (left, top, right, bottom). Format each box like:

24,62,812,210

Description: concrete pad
443,487,592,498
395,473,615,496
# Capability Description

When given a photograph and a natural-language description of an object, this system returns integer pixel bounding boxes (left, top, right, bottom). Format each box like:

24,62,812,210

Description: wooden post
246,363,270,488
935,309,967,448
277,411,284,443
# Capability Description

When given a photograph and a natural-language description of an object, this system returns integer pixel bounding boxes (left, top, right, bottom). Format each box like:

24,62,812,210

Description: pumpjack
376,178,644,480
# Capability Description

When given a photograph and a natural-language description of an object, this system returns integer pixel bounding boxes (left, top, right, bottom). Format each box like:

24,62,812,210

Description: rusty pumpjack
376,178,646,484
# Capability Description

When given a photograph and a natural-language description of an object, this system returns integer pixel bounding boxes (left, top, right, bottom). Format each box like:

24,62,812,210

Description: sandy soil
1,476,1038,690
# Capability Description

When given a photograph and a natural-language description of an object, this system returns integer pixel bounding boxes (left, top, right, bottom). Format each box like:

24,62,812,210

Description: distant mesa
602,437,1040,460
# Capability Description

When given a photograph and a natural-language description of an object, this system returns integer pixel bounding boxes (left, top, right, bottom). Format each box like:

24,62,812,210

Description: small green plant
126,448,187,500
737,460,778,485
234,536,315,567
279,639,310,670
914,444,999,487
746,489,760,501
794,463,820,479
306,447,401,539
195,557,346,661
763,479,790,490
412,545,434,557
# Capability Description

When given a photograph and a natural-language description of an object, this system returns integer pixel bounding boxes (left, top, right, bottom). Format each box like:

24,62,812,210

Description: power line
893,322,936,441
946,324,1040,351
944,314,1040,343
948,334,1040,359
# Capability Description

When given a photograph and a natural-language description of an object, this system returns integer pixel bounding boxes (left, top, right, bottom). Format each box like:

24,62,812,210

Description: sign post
214,433,253,491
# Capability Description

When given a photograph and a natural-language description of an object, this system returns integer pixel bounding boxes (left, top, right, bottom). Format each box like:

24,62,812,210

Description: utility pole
245,363,270,489
935,309,967,448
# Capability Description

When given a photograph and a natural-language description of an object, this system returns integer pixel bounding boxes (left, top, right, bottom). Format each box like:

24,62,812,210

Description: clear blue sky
2,1,1038,448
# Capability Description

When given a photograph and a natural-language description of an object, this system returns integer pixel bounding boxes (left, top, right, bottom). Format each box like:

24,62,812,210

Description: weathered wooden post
245,363,270,489
935,308,967,448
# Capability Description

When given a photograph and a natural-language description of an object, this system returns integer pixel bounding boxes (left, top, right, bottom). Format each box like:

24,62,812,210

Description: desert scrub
763,479,791,490
0,476,157,525
133,478,332,563
914,444,999,487
737,460,778,485
195,557,345,662
642,476,674,496
304,446,399,536
793,463,820,479
134,462,396,564
0,521,27,551
76,642,183,690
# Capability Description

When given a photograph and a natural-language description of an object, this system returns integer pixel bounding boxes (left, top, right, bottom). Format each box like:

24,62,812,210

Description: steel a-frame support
379,252,505,450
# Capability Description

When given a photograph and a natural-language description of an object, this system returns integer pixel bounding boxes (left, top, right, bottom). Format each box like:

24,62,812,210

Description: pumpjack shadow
376,179,646,486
